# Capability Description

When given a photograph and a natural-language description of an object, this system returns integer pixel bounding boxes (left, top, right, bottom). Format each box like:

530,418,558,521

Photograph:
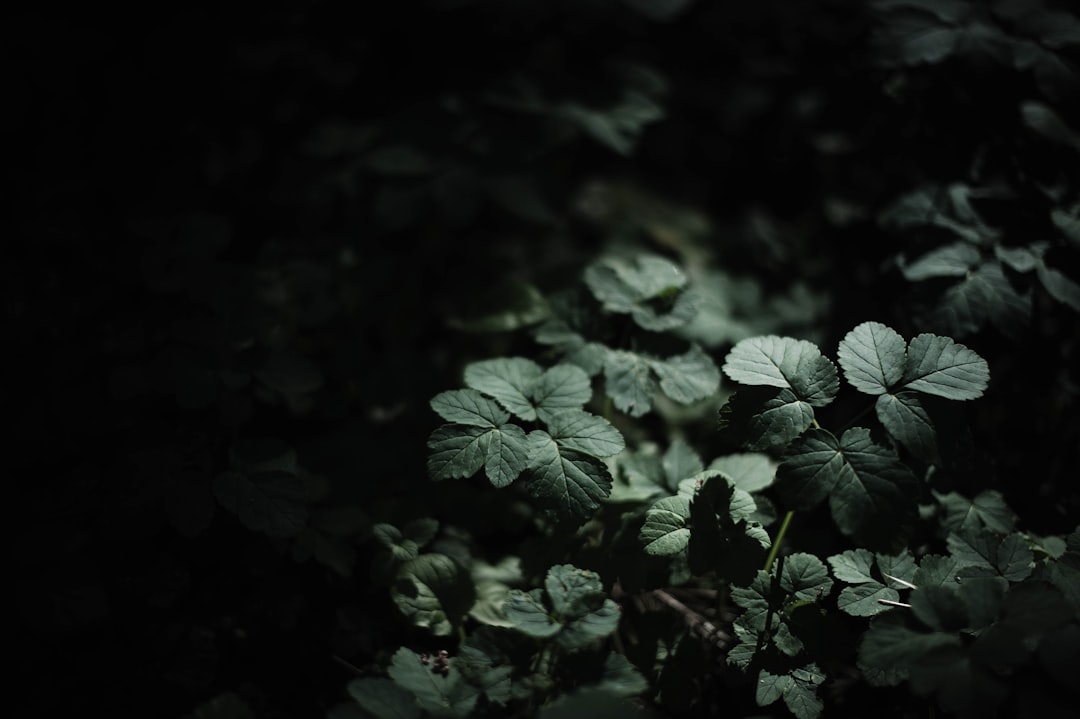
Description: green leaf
723,336,839,407
838,584,901,616
1036,258,1080,312
900,334,989,400
374,523,420,562
504,589,560,638
649,345,721,404
387,647,480,717
455,628,513,705
925,261,1031,338
392,554,476,636
730,570,775,632
781,666,825,719
640,495,691,556
781,553,833,602
545,410,625,458
900,242,982,281
878,551,918,588
430,389,509,427
936,490,1015,533
213,470,307,537
723,386,817,451
603,350,657,417
594,653,648,697
914,555,963,588
837,322,907,395
557,600,621,651
545,564,607,618
464,358,543,421
858,619,960,674
663,438,704,488
708,453,777,493
875,391,940,464
947,530,1034,581
537,689,640,719
427,425,490,480
910,585,970,631
756,670,791,707
526,431,612,521
584,254,696,330
347,678,421,719
778,428,918,549
484,424,530,488
829,549,876,584
532,364,593,424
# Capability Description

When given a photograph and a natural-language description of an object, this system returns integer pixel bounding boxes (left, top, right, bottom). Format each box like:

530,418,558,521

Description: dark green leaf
829,549,876,584
387,647,479,717
532,365,593,424
707,452,776,493
392,554,476,636
545,410,625,458
663,438,704,487
723,336,838,407
910,585,969,631
526,432,612,521
604,350,657,417
504,589,560,638
900,333,989,400
838,584,900,617
936,490,1015,533
727,386,816,451
594,653,648,697
485,424,530,488
430,389,509,427
837,321,907,394
781,553,833,602
876,391,940,465
649,345,721,404
464,358,543,421
427,425,489,480
900,242,982,281
640,495,691,556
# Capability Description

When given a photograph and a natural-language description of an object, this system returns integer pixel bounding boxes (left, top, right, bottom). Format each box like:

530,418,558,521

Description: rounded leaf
837,322,907,395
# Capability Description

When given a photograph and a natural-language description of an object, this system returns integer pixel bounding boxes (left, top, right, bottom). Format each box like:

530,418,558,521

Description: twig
652,589,731,647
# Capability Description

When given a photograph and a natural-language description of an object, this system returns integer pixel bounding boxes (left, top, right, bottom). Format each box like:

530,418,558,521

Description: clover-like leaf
936,490,1015,534
532,364,593,424
837,322,907,395
720,386,816,451
708,452,777,493
387,647,480,717
392,554,476,636
603,350,657,417
649,345,720,404
427,425,490,481
526,431,612,521
639,495,691,556
723,336,838,407
455,628,513,706
924,261,1031,338
663,438,704,489
947,530,1033,582
584,254,696,331
504,589,560,638
899,334,989,400
545,410,624,458
484,424,530,488
778,428,918,549
464,358,543,420
829,549,876,584
430,389,509,427
838,584,901,617
780,553,833,602
213,470,307,537
757,665,825,719
875,391,940,465
901,242,983,281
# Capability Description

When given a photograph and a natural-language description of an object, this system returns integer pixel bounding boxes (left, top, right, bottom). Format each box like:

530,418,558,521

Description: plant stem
764,510,795,572
840,402,875,431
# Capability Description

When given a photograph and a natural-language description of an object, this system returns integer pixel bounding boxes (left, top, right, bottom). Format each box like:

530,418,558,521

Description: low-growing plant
337,251,1080,719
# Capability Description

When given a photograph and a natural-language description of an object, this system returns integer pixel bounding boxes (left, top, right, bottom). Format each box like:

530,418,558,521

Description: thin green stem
764,510,795,572
603,396,614,422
